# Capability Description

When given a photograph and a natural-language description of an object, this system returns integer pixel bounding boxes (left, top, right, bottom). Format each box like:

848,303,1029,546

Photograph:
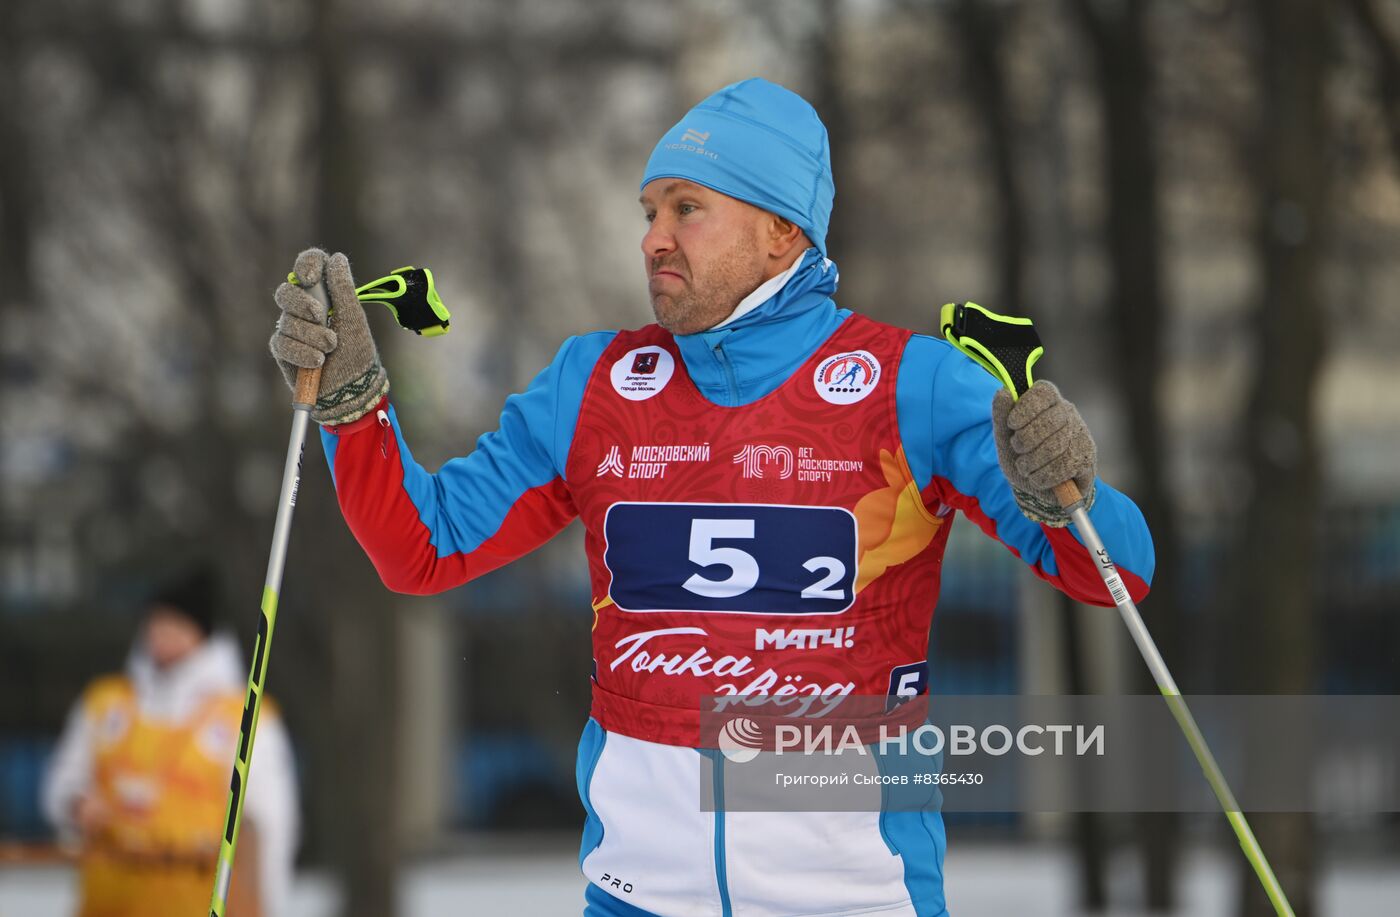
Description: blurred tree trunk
1069,0,1180,909
306,0,401,913
477,17,530,405
1345,0,1400,174
951,0,1025,315
0,0,36,596
1232,1,1330,914
1056,593,1109,910
810,0,855,265
947,1,1118,909
0,2,35,313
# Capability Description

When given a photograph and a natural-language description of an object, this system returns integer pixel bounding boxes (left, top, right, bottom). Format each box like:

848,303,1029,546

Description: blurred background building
1,0,1398,915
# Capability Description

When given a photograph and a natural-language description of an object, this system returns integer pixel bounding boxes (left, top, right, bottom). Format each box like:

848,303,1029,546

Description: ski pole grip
294,366,322,407
292,281,332,407
939,302,1044,399
1054,480,1083,509
356,266,451,336
941,304,1084,507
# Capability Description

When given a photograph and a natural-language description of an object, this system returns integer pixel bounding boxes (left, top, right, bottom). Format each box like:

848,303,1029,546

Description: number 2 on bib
603,503,858,615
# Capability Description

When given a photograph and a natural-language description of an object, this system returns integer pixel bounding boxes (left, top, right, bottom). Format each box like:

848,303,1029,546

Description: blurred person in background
270,78,1152,916
41,566,299,917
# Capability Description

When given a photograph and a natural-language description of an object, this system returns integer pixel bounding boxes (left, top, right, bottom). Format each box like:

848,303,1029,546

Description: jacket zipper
377,409,392,458
712,340,741,406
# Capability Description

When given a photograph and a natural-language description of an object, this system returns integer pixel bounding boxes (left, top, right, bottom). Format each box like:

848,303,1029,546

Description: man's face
640,179,770,336
145,606,204,669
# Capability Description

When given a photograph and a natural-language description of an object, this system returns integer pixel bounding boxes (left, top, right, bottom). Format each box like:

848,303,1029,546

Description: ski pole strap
355,266,451,336
939,302,1043,400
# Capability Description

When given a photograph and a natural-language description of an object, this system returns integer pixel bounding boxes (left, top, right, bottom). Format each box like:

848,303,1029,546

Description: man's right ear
767,215,806,257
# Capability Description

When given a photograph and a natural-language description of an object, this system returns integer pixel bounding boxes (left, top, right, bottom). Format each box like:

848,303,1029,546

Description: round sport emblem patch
611,346,675,401
814,350,881,404
98,707,131,747
198,720,238,761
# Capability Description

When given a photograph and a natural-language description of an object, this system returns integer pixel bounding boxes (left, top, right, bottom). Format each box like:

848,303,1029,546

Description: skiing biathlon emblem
814,350,881,405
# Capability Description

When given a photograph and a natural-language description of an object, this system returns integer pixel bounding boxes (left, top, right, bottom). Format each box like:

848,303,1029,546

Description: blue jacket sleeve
897,334,1154,605
319,331,615,594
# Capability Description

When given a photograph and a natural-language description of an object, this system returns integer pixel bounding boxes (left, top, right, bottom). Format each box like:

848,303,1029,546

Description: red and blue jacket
320,247,1153,917
321,248,1152,610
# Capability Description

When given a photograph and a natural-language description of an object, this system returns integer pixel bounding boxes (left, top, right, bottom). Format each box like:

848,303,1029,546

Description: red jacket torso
565,314,954,745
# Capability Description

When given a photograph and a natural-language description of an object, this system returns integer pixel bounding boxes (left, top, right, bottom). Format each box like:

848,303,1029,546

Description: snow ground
1,843,1395,915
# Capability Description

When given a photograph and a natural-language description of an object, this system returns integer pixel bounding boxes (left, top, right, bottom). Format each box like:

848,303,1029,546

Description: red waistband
590,680,931,749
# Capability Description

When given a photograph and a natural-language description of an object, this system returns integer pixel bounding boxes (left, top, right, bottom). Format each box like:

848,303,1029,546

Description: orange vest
75,675,260,917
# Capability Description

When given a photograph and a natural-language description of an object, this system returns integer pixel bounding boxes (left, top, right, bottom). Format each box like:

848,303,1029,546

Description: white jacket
41,632,300,914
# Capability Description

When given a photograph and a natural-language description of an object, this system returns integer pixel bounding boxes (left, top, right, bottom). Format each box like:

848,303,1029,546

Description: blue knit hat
641,78,835,256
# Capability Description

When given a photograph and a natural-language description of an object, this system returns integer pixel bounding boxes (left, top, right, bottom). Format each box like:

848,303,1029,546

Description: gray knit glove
991,380,1097,527
270,248,389,425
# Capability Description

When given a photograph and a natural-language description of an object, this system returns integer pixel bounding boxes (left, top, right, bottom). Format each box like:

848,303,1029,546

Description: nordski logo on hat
666,127,718,160
814,350,881,405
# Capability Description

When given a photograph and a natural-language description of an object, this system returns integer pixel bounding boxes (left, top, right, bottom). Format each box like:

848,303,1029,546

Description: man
42,566,299,917
270,78,1152,916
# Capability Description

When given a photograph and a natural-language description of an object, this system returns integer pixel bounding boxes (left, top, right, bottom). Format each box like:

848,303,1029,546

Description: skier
833,358,863,388
43,566,299,917
270,77,1152,916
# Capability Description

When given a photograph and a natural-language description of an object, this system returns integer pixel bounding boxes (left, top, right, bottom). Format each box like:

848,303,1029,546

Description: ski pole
941,302,1296,917
209,264,451,916
208,279,328,917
